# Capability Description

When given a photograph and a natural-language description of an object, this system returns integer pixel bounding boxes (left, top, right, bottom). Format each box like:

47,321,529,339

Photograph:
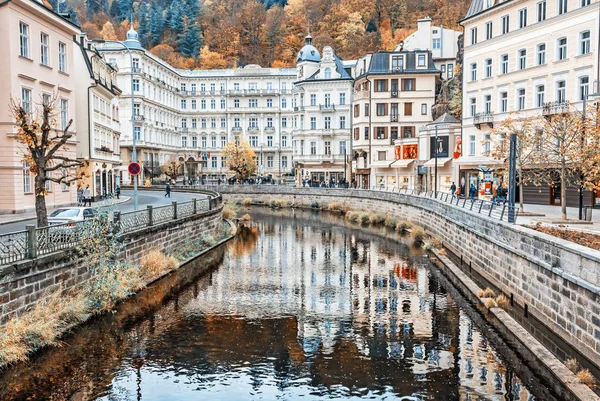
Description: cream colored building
97,29,296,184
74,33,122,200
401,17,462,80
293,35,354,187
0,0,80,214
459,0,599,203
351,50,440,189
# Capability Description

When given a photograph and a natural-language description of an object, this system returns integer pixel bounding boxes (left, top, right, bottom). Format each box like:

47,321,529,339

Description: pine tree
118,0,133,20
178,17,201,57
137,3,150,47
86,0,101,19
150,8,165,47
109,0,121,19
169,2,183,33
184,0,200,19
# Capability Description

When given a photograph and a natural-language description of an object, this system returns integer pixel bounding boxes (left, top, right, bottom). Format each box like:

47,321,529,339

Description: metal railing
368,186,519,223
0,197,216,267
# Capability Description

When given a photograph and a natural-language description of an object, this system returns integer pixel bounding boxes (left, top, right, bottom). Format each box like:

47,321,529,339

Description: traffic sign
128,162,141,176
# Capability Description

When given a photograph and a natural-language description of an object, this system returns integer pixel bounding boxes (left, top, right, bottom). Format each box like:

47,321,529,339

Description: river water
0,208,559,400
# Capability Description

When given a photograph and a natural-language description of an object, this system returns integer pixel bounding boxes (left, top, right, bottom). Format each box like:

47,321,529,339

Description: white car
48,207,97,226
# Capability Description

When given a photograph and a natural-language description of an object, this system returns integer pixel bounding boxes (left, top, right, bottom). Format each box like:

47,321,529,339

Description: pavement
516,203,600,233
0,189,205,234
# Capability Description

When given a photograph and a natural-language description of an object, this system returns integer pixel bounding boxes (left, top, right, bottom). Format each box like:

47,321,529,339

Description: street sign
128,162,141,176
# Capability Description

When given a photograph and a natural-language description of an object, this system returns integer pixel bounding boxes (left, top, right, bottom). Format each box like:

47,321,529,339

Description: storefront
85,161,121,200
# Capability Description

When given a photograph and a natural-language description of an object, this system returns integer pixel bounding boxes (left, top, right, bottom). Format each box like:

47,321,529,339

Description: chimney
417,16,432,33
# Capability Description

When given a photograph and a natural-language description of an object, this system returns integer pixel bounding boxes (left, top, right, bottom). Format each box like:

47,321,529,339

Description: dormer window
324,67,331,79
391,55,404,72
417,54,427,67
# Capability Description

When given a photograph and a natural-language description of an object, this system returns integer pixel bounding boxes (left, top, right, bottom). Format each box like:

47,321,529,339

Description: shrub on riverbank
241,198,252,206
411,227,425,246
268,199,287,209
327,202,349,214
140,250,179,281
369,213,386,225
223,201,239,219
396,221,412,233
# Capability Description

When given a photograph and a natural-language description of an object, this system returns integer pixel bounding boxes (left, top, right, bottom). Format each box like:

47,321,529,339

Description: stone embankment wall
0,200,223,325
184,184,600,367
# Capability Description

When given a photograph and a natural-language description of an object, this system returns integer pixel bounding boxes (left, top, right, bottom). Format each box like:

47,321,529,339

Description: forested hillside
48,0,469,69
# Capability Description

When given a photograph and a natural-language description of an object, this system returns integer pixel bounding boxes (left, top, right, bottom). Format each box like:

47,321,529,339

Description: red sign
128,162,141,176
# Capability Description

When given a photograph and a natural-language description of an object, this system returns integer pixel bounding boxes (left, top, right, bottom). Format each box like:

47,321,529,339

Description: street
0,189,205,234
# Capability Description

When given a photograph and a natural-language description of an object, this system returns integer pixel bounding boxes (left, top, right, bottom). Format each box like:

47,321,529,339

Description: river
0,208,559,400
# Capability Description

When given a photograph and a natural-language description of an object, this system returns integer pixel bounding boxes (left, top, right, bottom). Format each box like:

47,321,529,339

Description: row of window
21,88,69,130
470,0,592,45
23,163,69,194
469,31,591,81
372,78,417,92
19,22,67,73
180,81,290,93
297,140,348,156
180,134,290,148
469,75,590,115
354,101,427,118
353,126,416,140
303,93,347,106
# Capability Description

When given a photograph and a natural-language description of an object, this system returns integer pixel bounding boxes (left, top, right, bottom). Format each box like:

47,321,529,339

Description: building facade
351,50,441,189
97,29,296,185
74,33,122,200
460,0,599,203
292,35,354,187
401,17,462,80
0,0,80,214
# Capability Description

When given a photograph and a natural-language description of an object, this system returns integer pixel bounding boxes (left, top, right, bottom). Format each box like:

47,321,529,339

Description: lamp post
95,39,138,210
508,133,517,223
579,86,600,220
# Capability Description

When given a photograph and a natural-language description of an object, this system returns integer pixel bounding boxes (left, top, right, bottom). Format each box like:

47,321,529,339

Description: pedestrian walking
115,186,121,200
77,186,83,206
469,183,476,200
83,185,92,207
165,183,171,198
450,182,457,199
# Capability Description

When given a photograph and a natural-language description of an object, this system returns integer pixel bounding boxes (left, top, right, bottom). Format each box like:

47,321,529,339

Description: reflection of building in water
458,311,534,401
348,235,455,375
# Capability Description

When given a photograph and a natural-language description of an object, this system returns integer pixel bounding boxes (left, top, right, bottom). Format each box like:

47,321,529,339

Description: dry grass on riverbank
223,201,239,219
528,223,600,251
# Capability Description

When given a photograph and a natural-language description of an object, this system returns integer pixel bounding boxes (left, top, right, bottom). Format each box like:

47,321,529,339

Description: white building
459,0,599,204
351,50,441,189
97,28,296,184
400,17,462,80
293,34,354,186
74,33,122,199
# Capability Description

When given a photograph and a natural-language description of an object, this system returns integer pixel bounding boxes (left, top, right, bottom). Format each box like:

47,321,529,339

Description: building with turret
292,33,354,186
97,28,296,184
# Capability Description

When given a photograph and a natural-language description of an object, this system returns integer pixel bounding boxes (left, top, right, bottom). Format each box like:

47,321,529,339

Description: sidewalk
517,203,600,233
0,196,131,226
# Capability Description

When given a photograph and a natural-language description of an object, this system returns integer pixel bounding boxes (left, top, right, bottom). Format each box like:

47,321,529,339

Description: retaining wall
192,184,600,367
0,204,223,325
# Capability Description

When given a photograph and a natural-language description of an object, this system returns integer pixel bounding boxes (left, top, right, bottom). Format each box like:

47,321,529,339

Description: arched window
324,67,331,79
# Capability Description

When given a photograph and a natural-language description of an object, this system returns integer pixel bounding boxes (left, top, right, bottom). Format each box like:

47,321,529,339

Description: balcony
232,126,242,133
353,90,370,100
391,115,399,122
265,126,276,133
319,104,336,111
391,91,399,98
473,111,494,129
228,89,280,96
543,101,570,118
132,115,145,123
181,127,189,133
294,106,305,112
94,146,114,154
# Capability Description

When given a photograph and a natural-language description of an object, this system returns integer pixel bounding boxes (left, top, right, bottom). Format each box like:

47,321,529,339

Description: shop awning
452,156,495,166
423,157,452,167
389,159,415,168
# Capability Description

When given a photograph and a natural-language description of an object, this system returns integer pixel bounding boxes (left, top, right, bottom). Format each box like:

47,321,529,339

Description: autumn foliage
63,0,470,69
221,140,257,180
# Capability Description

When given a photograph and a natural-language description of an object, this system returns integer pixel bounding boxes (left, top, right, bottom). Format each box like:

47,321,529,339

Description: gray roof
297,35,321,63
433,113,460,124
462,0,512,21
303,52,352,82
363,51,440,77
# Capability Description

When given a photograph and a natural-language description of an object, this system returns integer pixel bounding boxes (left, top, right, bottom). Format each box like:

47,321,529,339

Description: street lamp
579,86,600,220
94,39,138,210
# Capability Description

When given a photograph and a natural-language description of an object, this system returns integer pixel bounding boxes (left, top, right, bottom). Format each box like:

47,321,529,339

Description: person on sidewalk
165,183,171,198
115,186,121,200
77,186,83,207
469,183,476,200
83,185,92,207
450,182,457,199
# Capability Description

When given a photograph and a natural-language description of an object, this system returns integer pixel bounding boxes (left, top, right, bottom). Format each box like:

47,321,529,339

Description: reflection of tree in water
230,223,260,257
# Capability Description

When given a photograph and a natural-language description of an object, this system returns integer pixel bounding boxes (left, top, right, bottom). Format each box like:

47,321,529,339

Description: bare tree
10,95,87,227
491,113,541,213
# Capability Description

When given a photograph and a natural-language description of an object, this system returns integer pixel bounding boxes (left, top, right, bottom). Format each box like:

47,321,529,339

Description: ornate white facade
97,29,296,184
293,36,354,186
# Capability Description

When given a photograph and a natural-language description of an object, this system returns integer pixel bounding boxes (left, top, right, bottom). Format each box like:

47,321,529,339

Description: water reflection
0,208,552,401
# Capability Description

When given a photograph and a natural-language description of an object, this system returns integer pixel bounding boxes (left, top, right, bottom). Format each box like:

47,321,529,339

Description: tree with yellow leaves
161,156,183,182
10,96,87,227
221,140,257,181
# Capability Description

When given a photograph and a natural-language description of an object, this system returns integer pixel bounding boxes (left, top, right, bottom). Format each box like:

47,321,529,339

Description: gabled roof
433,113,460,124
300,51,353,83
360,51,440,77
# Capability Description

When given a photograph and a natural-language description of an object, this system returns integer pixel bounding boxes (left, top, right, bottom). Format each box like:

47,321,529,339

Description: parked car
48,207,97,227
